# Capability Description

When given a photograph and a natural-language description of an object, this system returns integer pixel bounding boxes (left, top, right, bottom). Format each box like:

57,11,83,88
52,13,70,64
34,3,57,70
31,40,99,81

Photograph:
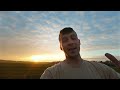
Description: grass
0,60,119,79
0,60,56,79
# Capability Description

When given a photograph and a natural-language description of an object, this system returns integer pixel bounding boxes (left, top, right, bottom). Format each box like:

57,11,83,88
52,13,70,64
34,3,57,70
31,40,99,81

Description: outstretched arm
105,53,120,68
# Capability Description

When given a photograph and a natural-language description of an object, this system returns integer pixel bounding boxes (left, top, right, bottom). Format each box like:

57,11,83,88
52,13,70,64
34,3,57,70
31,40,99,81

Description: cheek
76,40,80,45
62,43,68,50
77,42,80,46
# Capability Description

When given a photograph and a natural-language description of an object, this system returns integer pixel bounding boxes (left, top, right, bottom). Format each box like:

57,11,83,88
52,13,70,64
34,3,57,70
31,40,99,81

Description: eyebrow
60,32,78,40
71,34,77,37
62,33,77,40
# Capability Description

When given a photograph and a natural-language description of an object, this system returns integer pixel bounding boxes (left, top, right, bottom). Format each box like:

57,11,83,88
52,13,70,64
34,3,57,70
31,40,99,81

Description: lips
68,47,77,51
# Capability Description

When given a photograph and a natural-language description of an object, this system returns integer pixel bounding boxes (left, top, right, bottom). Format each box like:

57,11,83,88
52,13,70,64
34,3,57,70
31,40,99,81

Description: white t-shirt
40,60,120,79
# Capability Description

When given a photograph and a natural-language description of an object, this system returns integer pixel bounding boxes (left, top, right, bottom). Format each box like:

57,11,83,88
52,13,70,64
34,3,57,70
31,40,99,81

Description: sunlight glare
31,53,65,62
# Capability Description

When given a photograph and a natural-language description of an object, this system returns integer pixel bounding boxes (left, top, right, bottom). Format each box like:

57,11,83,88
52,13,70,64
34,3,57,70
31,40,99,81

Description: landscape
0,59,58,79
0,11,120,79
0,59,120,79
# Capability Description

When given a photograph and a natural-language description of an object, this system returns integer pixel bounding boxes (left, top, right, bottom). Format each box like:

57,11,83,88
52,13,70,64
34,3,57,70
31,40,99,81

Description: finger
105,53,120,68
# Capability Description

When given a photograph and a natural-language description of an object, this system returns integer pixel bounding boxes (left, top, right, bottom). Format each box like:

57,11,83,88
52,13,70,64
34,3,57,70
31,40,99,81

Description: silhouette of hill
0,59,119,79
0,59,57,79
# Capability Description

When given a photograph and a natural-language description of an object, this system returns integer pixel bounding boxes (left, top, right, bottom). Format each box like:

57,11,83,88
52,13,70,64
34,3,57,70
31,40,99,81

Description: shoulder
85,60,113,71
85,60,120,79
83,60,105,69
47,62,62,72
85,60,108,68
40,62,62,79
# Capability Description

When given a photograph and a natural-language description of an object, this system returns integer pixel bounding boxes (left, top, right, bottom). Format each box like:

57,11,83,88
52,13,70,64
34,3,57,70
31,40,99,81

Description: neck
65,54,83,65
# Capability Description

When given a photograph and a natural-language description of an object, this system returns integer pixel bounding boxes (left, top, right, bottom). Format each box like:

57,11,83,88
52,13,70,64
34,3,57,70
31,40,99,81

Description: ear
79,39,81,45
60,44,63,50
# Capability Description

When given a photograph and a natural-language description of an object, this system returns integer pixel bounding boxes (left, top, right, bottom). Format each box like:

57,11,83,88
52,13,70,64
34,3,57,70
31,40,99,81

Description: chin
68,54,79,58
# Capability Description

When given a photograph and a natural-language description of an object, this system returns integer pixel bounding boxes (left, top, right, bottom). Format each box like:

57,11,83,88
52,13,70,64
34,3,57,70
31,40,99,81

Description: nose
67,38,74,46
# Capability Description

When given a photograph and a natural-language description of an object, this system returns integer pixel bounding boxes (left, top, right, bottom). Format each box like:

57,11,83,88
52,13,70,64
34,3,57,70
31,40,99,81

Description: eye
62,37,68,42
71,35,77,40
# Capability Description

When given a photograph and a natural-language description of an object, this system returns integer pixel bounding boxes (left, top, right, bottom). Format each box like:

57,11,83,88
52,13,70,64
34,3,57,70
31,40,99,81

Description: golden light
31,55,41,62
31,53,65,62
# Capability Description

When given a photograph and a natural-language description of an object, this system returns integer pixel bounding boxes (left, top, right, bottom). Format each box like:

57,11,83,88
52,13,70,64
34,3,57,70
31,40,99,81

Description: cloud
77,11,120,52
0,11,120,60
82,22,91,31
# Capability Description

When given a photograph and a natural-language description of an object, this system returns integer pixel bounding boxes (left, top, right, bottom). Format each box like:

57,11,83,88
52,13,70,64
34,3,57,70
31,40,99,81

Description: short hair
59,27,77,42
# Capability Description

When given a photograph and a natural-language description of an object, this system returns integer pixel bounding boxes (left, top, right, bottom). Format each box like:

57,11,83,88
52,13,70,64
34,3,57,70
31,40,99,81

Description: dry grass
0,60,56,79
0,60,119,79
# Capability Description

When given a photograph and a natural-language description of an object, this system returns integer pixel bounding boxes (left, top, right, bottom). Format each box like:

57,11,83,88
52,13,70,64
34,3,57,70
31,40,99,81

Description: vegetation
0,60,58,79
0,60,119,79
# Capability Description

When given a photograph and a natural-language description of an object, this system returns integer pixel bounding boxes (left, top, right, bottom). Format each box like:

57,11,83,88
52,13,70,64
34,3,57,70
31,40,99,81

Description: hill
0,59,57,79
0,60,119,79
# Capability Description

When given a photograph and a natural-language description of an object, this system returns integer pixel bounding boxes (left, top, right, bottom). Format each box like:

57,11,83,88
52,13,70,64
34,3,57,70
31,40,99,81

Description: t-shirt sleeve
107,66,120,79
97,62,120,79
40,63,61,79
40,68,53,79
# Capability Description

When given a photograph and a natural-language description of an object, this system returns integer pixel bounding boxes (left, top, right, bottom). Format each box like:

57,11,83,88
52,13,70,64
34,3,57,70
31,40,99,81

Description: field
0,60,120,79
0,60,57,79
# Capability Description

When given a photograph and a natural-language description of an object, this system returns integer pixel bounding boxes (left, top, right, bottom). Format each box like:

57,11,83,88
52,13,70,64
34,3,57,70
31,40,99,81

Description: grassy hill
0,60,119,79
0,60,57,79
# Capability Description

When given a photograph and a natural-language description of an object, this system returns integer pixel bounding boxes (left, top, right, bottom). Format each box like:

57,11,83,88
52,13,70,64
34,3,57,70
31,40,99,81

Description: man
40,27,120,79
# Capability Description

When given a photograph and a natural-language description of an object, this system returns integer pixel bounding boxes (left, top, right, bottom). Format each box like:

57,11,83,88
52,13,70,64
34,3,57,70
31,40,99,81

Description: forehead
61,32,77,38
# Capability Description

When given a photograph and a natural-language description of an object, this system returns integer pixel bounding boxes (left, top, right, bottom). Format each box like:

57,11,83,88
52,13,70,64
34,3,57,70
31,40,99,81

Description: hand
105,53,120,68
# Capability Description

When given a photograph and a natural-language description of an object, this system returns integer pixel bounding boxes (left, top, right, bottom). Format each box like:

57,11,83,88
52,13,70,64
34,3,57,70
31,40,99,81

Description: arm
105,53,120,78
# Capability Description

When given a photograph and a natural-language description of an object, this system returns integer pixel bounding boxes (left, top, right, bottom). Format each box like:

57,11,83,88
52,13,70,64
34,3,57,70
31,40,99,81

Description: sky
0,11,120,62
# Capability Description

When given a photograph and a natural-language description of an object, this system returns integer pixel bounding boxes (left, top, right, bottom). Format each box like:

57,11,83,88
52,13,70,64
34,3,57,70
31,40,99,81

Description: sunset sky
0,11,120,62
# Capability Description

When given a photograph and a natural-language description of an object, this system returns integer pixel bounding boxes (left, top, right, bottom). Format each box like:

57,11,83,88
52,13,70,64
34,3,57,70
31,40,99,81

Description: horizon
0,56,120,62
0,11,120,62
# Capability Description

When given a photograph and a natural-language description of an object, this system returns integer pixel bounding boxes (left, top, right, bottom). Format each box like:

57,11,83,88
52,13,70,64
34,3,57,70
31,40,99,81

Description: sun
31,55,41,62
31,53,65,62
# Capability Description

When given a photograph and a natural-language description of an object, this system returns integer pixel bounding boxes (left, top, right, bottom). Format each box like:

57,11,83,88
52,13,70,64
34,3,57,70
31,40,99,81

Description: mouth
68,47,77,52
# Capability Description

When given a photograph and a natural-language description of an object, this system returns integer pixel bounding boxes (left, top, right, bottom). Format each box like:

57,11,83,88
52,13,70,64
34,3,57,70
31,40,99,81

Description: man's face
60,32,80,58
